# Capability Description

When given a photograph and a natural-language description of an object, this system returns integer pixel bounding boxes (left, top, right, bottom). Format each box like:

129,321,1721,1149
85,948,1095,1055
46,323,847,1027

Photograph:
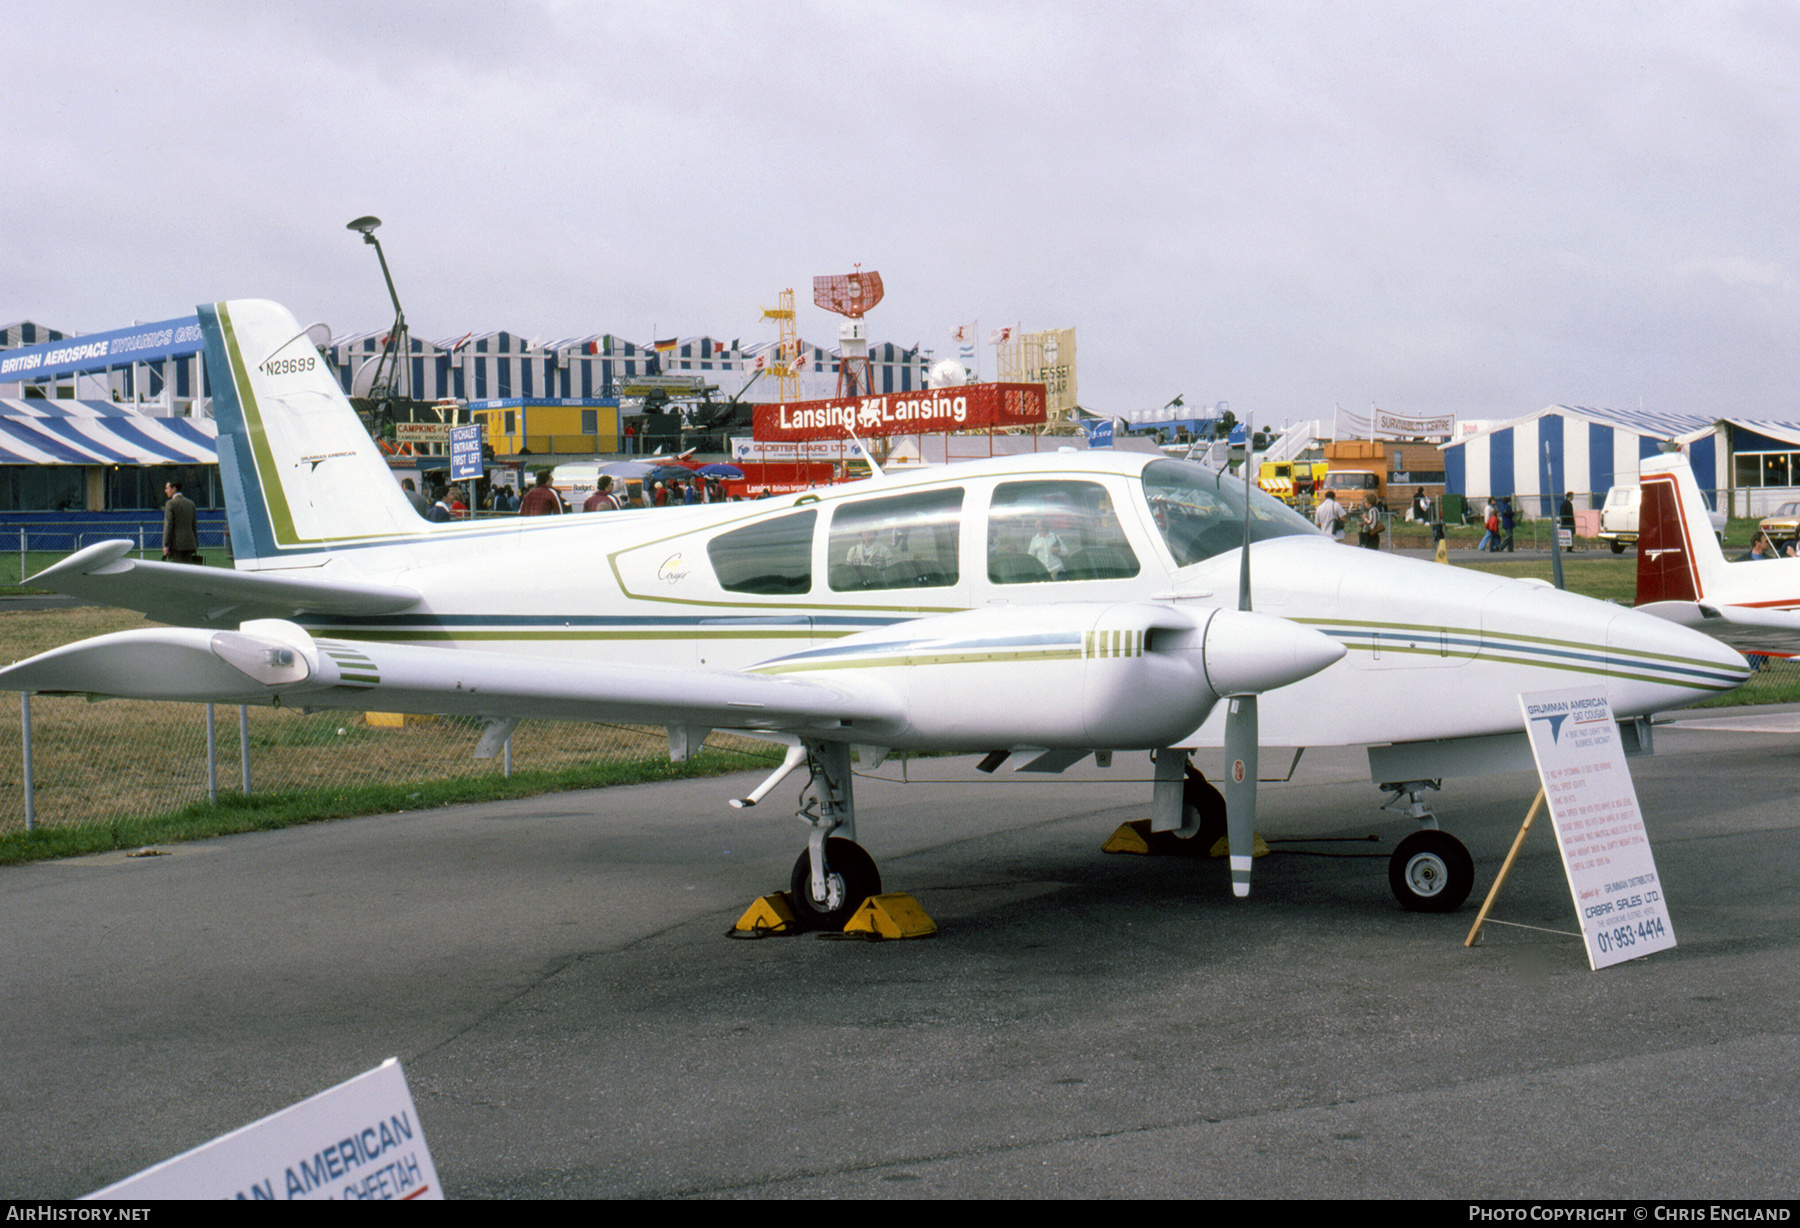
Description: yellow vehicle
1256,460,1328,506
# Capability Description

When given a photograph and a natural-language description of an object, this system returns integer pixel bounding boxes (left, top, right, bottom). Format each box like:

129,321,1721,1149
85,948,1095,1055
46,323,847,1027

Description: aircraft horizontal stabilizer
0,620,907,739
1634,599,1800,655
28,541,420,628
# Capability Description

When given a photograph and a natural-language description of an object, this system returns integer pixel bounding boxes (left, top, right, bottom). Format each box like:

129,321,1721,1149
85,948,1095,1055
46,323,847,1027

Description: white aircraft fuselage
0,300,1752,921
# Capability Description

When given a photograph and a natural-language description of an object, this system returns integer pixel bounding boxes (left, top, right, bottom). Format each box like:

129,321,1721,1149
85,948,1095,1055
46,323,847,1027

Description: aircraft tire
1610,541,1625,554
1389,831,1474,913
790,838,882,931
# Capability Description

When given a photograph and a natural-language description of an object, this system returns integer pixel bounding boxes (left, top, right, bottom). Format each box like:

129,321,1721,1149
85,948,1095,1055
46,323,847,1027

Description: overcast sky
8,1,1798,424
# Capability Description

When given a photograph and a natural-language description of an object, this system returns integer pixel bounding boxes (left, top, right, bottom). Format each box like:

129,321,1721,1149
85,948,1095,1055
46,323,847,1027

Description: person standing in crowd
518,469,563,516
1478,498,1499,551
162,479,201,564
1314,488,1346,542
1358,493,1384,550
584,475,623,512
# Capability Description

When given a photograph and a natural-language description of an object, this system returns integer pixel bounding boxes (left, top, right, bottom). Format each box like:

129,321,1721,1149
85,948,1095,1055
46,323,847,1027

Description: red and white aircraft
1635,452,1800,653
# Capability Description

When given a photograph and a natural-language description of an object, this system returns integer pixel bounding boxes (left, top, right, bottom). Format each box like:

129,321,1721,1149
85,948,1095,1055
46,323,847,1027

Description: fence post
206,703,218,803
503,733,512,778
138,525,145,560
239,705,252,795
17,527,23,584
20,693,34,833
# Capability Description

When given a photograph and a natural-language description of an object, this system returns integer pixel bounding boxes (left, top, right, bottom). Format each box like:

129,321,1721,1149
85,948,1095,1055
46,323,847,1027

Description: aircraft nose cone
1202,609,1347,696
1605,605,1750,707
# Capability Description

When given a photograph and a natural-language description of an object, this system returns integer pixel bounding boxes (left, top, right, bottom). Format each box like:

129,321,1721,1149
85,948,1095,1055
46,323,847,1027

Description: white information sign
88,1058,442,1201
1519,687,1677,970
449,423,485,481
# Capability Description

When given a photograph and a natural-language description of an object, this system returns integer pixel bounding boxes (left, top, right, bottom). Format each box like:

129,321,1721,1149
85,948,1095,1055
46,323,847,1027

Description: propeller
1223,414,1260,897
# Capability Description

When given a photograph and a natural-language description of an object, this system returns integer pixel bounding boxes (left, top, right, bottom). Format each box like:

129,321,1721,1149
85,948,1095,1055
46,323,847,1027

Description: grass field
0,605,786,850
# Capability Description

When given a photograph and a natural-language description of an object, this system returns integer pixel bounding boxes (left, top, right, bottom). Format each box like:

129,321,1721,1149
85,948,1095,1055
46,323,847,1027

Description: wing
0,604,1343,754
27,540,420,627
1635,600,1800,656
0,619,906,740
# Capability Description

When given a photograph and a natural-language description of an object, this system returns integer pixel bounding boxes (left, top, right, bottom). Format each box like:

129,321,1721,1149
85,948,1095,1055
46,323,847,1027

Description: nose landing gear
1380,779,1474,912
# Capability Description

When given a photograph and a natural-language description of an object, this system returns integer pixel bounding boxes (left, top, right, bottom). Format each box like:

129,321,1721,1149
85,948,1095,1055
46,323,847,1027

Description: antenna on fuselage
843,426,884,480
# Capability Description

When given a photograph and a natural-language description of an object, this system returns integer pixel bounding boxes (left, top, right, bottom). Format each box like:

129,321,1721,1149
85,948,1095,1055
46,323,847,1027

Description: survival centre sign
1519,687,1676,970
753,382,1046,442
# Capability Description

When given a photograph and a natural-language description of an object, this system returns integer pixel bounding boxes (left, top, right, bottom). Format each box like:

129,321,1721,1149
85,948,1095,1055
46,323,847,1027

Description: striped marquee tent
0,400,217,466
1443,404,1729,516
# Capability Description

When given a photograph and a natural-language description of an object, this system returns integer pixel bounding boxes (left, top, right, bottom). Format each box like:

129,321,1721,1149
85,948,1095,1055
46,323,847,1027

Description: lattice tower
760,288,800,403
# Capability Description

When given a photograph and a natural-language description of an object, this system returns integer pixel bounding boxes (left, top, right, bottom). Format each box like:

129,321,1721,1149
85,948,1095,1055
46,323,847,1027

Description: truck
1256,459,1328,506
1318,439,1448,513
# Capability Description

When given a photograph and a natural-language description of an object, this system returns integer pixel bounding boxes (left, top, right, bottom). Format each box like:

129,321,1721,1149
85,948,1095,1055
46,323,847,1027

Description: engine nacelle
771,603,1342,751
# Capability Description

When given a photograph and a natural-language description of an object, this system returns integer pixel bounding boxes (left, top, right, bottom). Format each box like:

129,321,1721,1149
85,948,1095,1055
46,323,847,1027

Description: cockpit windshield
1139,458,1320,567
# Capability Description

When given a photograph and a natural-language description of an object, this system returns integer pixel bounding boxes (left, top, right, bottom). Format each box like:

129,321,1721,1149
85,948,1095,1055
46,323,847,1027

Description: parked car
1756,501,1800,548
1598,483,1727,553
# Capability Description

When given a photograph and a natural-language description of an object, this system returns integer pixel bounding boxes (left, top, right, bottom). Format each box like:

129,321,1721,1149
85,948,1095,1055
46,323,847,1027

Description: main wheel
789,838,882,931
1389,831,1474,913
1610,540,1625,555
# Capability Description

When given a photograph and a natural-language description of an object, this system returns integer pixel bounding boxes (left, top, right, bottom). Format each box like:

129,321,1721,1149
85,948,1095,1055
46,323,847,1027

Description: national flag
653,337,677,353
988,327,1011,345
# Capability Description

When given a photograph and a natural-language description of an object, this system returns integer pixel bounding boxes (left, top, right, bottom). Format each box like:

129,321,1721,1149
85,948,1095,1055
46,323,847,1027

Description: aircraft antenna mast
814,266,884,399
761,289,801,403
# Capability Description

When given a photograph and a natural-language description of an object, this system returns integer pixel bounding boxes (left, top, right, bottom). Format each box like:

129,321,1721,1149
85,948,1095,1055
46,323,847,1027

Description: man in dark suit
162,480,201,564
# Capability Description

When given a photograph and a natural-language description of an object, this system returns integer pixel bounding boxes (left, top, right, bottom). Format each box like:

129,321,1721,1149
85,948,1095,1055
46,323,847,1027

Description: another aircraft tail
1637,452,1726,604
199,299,426,566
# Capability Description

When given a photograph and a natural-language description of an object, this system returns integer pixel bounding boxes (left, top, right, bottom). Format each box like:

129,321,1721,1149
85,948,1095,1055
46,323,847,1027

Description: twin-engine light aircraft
1634,452,1800,653
0,301,1750,926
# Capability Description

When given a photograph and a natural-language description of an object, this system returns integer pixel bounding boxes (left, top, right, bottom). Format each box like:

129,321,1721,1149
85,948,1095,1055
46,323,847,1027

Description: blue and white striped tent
1443,405,1728,515
543,335,660,400
0,400,216,465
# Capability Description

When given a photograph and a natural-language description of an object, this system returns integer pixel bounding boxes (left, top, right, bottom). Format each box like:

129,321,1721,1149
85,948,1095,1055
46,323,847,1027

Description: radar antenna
813,266,884,398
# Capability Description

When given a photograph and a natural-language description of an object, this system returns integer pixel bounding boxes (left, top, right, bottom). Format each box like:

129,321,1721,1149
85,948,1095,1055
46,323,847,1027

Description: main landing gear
1379,780,1474,912
789,837,881,931
731,739,927,936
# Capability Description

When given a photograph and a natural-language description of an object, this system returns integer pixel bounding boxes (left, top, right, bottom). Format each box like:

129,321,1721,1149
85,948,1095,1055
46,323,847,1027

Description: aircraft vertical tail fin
199,299,425,567
1637,453,1723,605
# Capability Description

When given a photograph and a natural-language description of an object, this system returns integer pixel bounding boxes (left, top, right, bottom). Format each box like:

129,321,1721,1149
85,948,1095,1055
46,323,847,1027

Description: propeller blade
1222,694,1258,898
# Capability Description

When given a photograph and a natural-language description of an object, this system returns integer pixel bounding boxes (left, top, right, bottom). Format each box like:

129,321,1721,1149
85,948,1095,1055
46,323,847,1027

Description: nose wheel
790,838,882,931
1388,830,1474,912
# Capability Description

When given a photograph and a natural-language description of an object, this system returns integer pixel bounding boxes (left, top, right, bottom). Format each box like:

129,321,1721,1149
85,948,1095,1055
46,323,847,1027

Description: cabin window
829,488,963,591
987,480,1139,584
1140,458,1318,567
708,509,816,595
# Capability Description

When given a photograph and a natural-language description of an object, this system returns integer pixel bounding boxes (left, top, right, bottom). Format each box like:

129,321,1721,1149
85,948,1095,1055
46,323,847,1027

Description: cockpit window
1140,458,1319,567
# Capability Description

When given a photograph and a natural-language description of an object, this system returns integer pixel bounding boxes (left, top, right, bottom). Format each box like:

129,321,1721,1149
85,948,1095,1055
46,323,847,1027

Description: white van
1598,483,1726,553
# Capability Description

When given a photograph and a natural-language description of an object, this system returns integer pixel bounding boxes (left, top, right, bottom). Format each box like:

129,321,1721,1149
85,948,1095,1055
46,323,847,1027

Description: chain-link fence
0,696,778,835
0,522,234,585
